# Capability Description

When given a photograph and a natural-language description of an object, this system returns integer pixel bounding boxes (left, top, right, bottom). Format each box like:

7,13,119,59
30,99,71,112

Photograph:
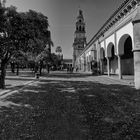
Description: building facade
75,0,140,89
62,59,72,69
73,9,86,68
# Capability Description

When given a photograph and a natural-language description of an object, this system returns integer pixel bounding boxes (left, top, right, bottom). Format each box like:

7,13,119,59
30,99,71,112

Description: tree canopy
0,4,53,88
56,46,62,54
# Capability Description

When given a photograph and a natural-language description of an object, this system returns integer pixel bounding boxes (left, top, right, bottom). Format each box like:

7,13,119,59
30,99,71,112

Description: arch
107,42,118,74
82,27,85,31
116,22,134,54
99,47,107,74
118,34,133,56
118,34,134,75
79,26,81,31
107,42,115,58
100,47,105,59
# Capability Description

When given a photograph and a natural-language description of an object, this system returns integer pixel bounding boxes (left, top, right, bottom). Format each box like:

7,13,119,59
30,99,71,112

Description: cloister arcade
75,0,140,89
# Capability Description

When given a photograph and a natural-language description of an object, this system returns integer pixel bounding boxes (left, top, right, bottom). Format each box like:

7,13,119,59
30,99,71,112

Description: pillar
133,3,140,89
118,55,122,79
107,57,110,76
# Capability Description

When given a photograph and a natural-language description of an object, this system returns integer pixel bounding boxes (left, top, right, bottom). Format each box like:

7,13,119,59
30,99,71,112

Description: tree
12,51,27,75
0,5,53,88
56,46,62,54
0,5,18,88
51,53,60,70
55,46,63,70
36,46,51,74
25,10,53,75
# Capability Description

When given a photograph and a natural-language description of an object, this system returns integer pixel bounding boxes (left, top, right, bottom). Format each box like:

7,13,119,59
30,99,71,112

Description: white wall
116,22,134,54
106,34,115,48
101,41,105,49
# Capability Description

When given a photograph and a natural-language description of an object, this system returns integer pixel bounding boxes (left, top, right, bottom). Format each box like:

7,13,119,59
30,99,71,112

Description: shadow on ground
45,72,92,78
0,78,140,139
5,77,35,91
6,77,35,82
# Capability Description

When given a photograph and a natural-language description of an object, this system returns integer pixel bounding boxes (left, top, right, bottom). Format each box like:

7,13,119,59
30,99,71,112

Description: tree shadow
0,79,139,139
45,72,92,78
5,77,35,91
5,84,23,90
6,70,35,76
5,77,35,81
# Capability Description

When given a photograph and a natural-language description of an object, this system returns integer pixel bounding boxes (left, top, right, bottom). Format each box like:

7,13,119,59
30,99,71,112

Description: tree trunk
16,63,19,76
11,62,15,73
39,61,43,76
39,67,42,75
0,61,7,89
47,64,50,74
34,65,38,74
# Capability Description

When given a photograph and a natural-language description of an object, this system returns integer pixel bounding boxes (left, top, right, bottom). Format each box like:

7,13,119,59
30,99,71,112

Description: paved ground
0,71,140,139
0,70,35,92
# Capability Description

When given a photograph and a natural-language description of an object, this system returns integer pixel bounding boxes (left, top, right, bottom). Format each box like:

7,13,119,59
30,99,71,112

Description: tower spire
72,9,86,68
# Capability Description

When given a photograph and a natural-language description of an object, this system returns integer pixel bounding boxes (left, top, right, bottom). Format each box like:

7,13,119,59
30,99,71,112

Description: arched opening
82,27,85,32
100,47,105,59
100,47,107,73
107,43,118,74
118,34,134,75
79,26,81,31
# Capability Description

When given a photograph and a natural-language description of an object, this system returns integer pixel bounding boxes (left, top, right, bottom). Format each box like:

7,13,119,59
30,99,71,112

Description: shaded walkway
0,71,139,139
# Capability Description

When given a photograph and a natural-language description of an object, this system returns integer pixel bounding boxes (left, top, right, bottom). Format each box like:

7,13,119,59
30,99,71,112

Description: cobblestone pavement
0,71,139,140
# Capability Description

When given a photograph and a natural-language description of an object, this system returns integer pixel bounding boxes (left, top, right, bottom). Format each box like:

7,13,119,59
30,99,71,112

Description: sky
6,0,123,59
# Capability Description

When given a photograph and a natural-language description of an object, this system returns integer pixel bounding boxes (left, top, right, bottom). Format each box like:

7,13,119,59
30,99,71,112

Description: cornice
78,0,138,58
96,0,137,39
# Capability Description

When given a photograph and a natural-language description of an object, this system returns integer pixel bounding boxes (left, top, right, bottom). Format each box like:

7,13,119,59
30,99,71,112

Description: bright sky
6,0,123,59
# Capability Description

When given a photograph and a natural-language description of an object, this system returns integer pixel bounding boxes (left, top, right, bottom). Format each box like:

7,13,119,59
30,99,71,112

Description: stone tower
73,9,86,68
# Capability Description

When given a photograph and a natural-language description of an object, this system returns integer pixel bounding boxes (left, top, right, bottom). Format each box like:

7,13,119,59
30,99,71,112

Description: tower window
79,26,81,31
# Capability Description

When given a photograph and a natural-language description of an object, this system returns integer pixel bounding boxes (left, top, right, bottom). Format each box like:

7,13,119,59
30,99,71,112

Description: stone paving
45,71,134,86
0,71,139,139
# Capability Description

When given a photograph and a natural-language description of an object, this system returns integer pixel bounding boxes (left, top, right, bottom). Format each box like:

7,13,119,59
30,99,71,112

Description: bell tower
73,9,86,68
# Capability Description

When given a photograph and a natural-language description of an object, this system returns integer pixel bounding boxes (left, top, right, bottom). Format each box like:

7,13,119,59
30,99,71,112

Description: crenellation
123,8,128,14
127,4,133,10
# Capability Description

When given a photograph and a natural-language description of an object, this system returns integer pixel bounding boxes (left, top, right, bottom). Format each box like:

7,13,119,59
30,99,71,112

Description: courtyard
0,71,139,139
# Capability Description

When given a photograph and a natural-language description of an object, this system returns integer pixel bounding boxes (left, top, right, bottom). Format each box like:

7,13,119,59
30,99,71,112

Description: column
107,57,110,76
133,4,140,89
118,55,122,79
